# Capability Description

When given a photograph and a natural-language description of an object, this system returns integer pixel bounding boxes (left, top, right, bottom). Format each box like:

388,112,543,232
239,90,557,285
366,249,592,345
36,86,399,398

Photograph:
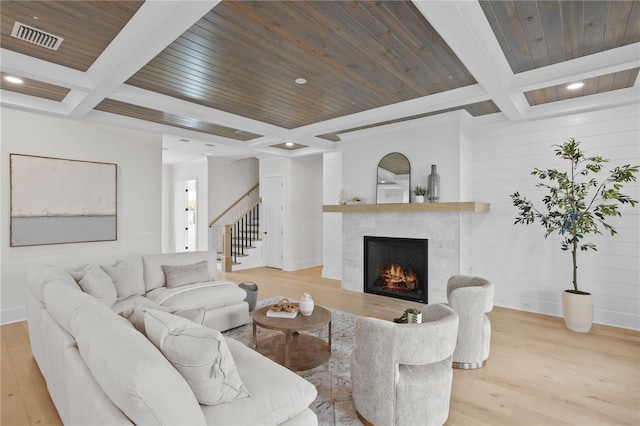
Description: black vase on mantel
427,164,440,202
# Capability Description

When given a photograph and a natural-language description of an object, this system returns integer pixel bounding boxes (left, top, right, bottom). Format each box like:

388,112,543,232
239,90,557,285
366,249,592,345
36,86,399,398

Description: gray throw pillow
144,309,250,406
161,261,212,288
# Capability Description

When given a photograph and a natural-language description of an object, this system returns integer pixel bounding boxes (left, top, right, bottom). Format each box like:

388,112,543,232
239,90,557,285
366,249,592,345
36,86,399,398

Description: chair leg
452,359,487,369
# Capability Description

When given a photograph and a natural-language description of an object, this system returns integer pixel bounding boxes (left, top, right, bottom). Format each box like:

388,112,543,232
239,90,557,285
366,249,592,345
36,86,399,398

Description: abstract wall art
10,154,117,246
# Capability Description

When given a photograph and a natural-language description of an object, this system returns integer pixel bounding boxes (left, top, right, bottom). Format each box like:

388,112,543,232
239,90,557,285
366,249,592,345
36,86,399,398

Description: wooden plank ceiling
0,1,144,72
124,1,477,130
0,1,638,149
480,0,639,106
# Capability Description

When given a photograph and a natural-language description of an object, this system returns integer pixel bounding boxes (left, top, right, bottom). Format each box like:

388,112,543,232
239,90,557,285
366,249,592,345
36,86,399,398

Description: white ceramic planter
415,195,425,203
408,312,422,324
562,290,593,333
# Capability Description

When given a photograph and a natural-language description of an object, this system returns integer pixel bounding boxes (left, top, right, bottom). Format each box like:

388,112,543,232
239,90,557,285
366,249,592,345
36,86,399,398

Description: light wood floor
2,266,639,425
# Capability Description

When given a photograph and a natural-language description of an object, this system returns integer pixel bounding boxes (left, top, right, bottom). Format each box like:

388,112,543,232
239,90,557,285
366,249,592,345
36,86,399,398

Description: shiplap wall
323,104,639,329
472,104,640,330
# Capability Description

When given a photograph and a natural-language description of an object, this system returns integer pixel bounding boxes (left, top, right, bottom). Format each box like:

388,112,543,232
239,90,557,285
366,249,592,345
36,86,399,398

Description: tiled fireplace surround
341,211,472,304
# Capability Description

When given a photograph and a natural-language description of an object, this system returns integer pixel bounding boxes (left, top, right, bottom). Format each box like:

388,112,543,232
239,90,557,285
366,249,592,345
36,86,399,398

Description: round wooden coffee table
252,303,331,371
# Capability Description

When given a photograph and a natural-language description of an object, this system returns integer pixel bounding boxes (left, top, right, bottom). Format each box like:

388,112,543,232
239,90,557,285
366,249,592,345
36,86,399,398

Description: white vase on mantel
299,293,315,316
415,195,425,203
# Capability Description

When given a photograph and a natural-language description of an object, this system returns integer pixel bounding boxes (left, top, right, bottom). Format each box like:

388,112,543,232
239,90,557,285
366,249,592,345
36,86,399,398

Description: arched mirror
376,152,411,204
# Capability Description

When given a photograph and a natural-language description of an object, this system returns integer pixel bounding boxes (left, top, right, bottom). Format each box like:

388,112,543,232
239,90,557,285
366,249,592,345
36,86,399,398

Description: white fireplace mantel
322,201,489,213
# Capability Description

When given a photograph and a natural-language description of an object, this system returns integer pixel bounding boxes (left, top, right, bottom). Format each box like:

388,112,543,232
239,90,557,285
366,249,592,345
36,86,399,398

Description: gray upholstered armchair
350,303,459,426
446,275,494,369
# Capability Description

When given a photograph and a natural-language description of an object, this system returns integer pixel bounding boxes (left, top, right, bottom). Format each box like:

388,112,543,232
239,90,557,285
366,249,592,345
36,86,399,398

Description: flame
379,263,418,291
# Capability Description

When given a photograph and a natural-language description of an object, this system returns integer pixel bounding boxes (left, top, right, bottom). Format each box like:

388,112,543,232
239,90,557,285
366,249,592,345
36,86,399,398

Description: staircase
209,184,263,272
221,201,262,271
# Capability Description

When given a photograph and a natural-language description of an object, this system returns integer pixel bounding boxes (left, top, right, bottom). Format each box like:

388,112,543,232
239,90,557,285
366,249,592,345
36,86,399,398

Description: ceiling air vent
11,21,63,51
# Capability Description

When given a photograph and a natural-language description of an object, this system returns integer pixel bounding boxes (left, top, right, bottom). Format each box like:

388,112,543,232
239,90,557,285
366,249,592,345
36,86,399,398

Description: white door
263,176,283,269
175,178,197,252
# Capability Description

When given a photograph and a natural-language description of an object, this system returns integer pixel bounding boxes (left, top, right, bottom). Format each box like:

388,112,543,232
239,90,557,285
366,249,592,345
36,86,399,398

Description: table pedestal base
255,332,330,371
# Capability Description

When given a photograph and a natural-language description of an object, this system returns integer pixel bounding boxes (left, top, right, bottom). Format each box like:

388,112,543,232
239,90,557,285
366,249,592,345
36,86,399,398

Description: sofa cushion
144,309,251,406
124,300,206,334
70,304,206,425
68,264,117,307
142,251,218,292
146,282,247,310
201,338,318,424
101,260,144,300
162,260,212,289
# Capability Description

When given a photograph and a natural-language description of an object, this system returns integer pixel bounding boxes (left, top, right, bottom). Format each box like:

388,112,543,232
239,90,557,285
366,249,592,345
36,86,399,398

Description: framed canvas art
10,154,117,246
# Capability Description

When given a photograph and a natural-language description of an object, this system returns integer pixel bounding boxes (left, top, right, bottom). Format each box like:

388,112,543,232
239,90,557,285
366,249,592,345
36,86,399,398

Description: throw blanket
145,280,232,306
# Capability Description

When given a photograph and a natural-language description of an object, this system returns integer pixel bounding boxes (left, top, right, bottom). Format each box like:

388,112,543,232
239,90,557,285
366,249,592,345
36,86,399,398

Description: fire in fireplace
364,236,427,303
379,263,419,291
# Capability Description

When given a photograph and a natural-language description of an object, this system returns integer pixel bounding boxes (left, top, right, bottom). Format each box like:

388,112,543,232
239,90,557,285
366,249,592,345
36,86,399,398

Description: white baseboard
283,258,322,272
1,306,27,325
321,267,341,280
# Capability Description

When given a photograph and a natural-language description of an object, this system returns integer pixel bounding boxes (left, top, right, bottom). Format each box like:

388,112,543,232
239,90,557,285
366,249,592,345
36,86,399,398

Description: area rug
223,297,364,426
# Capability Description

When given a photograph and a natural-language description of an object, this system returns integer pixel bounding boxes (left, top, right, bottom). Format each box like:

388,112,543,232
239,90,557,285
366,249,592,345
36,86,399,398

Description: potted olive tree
511,138,638,332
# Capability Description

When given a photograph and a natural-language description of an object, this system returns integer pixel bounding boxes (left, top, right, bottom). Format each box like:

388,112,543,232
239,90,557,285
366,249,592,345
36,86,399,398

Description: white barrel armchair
446,275,494,369
350,303,459,426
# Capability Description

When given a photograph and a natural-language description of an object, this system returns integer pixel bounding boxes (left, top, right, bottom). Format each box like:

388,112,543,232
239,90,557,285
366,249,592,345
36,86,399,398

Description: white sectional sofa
26,251,318,425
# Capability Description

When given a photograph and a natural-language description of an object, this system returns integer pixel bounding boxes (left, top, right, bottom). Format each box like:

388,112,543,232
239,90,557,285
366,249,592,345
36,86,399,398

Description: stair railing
223,199,261,271
209,183,259,271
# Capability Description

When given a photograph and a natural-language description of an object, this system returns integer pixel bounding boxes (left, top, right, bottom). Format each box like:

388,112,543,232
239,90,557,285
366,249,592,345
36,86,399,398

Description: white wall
261,155,324,271
208,157,259,222
323,104,639,329
339,111,469,205
167,158,208,252
161,164,173,252
1,108,162,323
322,152,342,279
288,155,323,270
472,104,640,330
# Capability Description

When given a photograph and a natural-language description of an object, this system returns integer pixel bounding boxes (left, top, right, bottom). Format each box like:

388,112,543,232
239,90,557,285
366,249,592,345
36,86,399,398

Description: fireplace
364,236,428,303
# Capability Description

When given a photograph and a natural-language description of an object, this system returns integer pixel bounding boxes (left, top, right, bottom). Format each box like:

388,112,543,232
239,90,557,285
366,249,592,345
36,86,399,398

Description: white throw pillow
68,264,117,307
101,260,143,300
70,304,206,425
161,261,211,288
144,309,251,406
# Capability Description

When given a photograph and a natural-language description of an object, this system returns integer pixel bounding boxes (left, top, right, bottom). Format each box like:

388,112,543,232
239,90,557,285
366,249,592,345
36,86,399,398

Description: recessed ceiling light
4,75,24,84
567,82,584,90
179,138,190,142
295,78,307,85
205,143,215,147
285,142,295,147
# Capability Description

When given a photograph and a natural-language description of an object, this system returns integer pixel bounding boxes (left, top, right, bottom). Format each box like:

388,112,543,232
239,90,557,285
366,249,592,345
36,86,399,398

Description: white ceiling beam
86,109,254,149
412,0,524,121
524,86,640,121
511,43,640,93
111,84,290,139
290,84,488,138
0,48,92,90
0,89,68,115
66,0,219,117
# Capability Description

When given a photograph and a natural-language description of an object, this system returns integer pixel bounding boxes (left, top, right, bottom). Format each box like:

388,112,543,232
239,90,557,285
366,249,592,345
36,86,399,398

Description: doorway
175,178,197,252
263,176,283,269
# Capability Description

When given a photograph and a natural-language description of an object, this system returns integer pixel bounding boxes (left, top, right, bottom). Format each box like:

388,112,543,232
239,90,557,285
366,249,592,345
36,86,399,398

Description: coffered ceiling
1,1,638,164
